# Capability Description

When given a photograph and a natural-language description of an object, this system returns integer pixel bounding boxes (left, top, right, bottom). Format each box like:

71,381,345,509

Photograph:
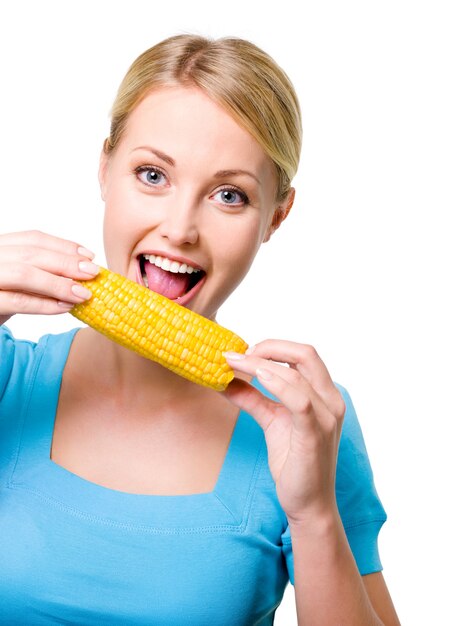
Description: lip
136,250,204,272
134,256,207,307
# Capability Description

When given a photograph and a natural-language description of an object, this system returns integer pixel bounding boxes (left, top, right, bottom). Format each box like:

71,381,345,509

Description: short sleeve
0,325,16,402
0,325,39,415
282,383,387,584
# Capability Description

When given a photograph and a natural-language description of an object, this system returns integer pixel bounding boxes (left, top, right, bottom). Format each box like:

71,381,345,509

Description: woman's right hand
0,230,100,326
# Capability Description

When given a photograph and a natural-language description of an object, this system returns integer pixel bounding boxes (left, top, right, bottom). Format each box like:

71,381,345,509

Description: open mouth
137,253,206,304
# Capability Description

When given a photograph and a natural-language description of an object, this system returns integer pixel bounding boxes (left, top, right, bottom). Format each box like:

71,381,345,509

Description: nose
157,197,199,246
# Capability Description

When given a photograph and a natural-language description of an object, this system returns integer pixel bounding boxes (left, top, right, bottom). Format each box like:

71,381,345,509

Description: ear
263,187,296,243
98,142,110,201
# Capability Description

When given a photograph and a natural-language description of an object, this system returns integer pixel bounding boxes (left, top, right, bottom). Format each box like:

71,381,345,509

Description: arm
224,340,400,625
290,512,400,625
363,572,401,626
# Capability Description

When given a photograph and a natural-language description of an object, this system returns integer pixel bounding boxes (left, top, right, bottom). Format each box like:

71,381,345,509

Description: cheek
103,164,141,212
214,222,262,285
229,237,258,268
103,170,158,230
103,191,128,238
102,188,141,273
102,211,127,272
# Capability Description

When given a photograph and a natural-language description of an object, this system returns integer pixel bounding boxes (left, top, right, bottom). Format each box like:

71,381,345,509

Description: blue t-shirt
0,325,387,625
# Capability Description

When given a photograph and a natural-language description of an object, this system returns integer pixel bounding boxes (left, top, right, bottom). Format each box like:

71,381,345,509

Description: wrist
287,503,342,540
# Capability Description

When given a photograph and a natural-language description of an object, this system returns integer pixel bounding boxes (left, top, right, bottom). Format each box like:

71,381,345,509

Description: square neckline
9,327,267,532
48,325,243,499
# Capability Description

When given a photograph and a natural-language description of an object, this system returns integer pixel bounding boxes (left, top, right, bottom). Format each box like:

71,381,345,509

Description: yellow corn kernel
69,266,247,391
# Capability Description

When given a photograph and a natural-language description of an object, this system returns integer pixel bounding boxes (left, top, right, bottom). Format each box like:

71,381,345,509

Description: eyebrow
132,146,261,186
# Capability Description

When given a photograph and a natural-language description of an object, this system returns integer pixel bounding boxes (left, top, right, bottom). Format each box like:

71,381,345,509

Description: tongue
144,260,191,299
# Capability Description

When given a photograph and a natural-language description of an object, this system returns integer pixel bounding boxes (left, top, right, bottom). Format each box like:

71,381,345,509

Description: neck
84,327,216,409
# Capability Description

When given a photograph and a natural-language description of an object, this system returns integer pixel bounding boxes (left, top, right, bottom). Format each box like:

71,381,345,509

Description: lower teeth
143,273,149,287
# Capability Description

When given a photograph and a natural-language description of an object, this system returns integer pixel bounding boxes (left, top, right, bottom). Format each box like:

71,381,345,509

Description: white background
1,1,469,623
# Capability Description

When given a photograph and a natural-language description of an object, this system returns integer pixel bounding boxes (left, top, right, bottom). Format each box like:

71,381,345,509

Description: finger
225,352,334,431
245,340,344,418
0,264,94,314
225,351,313,397
250,365,338,433
0,245,100,280
0,229,95,259
247,339,333,389
0,290,77,315
224,377,281,432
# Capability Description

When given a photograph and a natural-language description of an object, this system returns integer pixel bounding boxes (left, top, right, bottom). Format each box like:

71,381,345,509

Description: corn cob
69,266,247,391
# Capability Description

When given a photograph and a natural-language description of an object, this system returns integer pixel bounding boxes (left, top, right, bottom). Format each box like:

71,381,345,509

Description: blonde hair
104,34,302,202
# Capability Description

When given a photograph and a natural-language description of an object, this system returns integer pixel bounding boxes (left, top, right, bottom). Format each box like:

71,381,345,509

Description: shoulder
0,325,37,400
334,382,357,421
0,325,80,402
334,382,371,452
333,381,381,489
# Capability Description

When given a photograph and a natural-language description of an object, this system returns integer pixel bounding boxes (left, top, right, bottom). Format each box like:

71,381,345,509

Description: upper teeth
142,254,201,274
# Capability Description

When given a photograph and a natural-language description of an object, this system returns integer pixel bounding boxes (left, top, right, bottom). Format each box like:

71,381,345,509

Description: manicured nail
71,284,93,299
57,301,74,308
245,345,256,355
77,246,96,260
256,367,273,381
223,351,245,360
78,261,100,276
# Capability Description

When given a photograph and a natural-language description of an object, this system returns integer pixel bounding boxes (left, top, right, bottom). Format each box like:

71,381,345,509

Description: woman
0,34,400,624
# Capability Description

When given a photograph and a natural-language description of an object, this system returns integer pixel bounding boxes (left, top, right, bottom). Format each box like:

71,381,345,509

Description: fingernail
78,246,96,260
256,367,273,381
57,301,75,308
78,261,100,276
223,351,246,360
245,345,256,355
71,284,93,299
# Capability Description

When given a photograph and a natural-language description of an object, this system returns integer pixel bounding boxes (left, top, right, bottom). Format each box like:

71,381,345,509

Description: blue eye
134,167,249,207
214,187,249,206
135,166,166,186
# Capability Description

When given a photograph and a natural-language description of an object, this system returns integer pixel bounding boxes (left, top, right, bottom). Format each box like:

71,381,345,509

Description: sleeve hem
343,515,387,531
345,518,386,575
282,516,386,585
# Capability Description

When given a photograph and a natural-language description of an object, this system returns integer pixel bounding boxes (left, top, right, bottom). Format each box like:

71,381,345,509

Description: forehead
121,86,276,182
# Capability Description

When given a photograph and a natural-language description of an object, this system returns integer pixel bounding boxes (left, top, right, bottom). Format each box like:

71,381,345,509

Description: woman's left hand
223,340,346,525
